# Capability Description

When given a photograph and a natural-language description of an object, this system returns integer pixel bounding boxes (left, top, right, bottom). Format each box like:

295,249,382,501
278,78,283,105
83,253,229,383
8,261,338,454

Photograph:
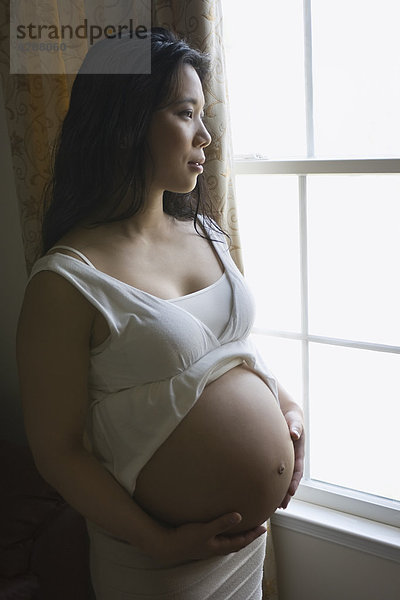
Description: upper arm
16,270,96,469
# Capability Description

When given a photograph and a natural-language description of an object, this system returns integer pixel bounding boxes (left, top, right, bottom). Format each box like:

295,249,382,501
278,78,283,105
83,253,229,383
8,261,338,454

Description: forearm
35,445,161,552
277,380,303,416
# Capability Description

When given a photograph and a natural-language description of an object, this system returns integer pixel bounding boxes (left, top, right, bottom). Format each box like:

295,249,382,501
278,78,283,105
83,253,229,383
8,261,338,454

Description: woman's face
145,64,212,194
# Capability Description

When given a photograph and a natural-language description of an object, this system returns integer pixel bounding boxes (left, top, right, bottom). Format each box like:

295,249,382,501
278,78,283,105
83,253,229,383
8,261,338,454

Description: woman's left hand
279,408,305,509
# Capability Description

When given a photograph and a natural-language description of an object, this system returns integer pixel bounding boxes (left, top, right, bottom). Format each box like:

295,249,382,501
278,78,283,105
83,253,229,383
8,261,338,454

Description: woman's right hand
148,512,267,564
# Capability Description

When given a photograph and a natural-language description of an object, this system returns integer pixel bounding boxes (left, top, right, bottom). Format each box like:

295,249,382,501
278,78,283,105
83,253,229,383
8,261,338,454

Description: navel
277,463,286,475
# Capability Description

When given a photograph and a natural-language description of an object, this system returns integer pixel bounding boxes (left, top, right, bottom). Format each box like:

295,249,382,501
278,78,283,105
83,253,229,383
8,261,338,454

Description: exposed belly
133,365,295,534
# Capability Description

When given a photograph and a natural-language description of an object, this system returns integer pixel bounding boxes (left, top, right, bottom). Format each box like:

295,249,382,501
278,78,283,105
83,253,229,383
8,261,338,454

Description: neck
120,209,176,239
84,179,178,239
120,182,173,238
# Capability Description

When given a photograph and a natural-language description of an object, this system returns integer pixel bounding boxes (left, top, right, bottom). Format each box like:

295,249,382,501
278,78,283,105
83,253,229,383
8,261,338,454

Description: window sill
270,499,400,564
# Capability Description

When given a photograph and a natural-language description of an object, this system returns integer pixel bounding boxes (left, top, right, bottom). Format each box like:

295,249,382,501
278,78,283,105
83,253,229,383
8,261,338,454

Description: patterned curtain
0,1,76,273
151,0,243,272
0,0,278,596
0,0,243,274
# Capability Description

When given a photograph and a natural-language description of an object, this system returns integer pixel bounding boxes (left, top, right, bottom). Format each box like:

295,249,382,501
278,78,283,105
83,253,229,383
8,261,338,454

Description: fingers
278,425,305,510
278,464,302,509
284,409,304,442
290,426,302,440
208,512,243,535
291,436,305,493
293,430,305,457
210,524,267,555
206,513,267,555
279,493,291,510
166,513,267,563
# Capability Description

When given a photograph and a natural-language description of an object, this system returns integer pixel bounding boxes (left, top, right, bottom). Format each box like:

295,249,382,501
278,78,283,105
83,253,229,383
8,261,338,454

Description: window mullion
232,158,400,175
303,0,315,158
299,175,311,480
300,0,315,461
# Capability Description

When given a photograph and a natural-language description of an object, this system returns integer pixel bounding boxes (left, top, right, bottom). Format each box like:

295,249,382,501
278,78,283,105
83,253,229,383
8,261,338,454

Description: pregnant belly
133,365,295,534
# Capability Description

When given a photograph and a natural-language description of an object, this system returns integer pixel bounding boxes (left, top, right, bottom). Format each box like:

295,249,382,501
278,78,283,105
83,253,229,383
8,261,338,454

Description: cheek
159,129,190,165
168,123,190,147
146,116,192,175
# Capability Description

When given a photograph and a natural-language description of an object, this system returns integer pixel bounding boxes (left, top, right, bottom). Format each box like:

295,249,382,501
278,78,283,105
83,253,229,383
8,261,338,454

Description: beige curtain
151,0,243,272
0,2,72,272
0,0,243,274
0,0,279,596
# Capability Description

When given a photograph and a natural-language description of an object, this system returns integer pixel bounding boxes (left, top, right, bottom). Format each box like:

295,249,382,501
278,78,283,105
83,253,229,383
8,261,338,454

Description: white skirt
86,520,267,599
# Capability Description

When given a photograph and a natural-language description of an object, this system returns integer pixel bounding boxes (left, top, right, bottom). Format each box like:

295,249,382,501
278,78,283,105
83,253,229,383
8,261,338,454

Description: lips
187,161,204,172
188,161,204,166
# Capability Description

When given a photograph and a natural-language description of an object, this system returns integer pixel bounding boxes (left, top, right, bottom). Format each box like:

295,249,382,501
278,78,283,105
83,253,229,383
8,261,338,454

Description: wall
272,522,399,600
0,82,28,444
1,87,399,600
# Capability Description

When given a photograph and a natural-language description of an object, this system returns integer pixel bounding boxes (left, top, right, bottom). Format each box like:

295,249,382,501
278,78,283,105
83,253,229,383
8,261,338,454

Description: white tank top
168,270,231,339
28,216,279,495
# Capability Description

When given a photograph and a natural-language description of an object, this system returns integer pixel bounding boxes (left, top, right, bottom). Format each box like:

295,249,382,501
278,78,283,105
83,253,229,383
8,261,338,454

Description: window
222,0,400,527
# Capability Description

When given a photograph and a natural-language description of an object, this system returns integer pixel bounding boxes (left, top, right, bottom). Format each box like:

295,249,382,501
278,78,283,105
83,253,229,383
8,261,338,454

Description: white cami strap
50,245,96,268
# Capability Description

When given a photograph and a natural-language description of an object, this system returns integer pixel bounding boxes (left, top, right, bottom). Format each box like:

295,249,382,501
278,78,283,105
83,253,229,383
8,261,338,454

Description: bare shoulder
22,268,94,316
18,269,95,351
46,220,107,255
17,270,97,462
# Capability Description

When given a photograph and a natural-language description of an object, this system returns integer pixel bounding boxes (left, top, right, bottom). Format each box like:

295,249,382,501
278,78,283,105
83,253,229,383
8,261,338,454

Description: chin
167,181,198,194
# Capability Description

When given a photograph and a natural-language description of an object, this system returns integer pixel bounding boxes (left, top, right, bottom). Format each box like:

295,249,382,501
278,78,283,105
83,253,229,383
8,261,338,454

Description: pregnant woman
17,28,304,599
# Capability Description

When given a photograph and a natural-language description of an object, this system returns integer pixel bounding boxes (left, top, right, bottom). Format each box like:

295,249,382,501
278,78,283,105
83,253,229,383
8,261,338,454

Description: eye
180,109,206,120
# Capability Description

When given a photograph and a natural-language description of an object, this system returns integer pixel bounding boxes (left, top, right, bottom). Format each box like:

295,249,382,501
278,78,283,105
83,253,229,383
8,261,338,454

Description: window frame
224,0,400,528
232,157,400,528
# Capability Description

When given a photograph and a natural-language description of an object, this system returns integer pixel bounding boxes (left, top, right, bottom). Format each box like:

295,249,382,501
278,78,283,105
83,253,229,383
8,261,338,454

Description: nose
195,120,212,148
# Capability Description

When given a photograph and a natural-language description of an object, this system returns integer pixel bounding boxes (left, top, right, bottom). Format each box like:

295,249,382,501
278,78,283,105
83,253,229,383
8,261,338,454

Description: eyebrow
172,98,206,109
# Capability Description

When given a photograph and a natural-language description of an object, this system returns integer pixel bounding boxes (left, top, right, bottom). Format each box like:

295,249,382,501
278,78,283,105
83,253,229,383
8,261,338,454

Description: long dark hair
41,27,227,254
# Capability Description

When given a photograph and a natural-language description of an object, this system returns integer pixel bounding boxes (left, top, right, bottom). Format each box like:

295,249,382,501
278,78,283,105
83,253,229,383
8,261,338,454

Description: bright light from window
222,0,400,159
222,0,306,158
312,0,400,158
309,343,400,501
222,0,400,506
307,175,400,346
234,174,301,332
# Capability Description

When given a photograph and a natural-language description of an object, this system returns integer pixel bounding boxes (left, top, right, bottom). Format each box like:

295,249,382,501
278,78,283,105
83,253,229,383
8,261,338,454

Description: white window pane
308,175,400,347
312,0,400,158
222,0,306,158
250,333,303,410
235,174,301,332
309,343,400,501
